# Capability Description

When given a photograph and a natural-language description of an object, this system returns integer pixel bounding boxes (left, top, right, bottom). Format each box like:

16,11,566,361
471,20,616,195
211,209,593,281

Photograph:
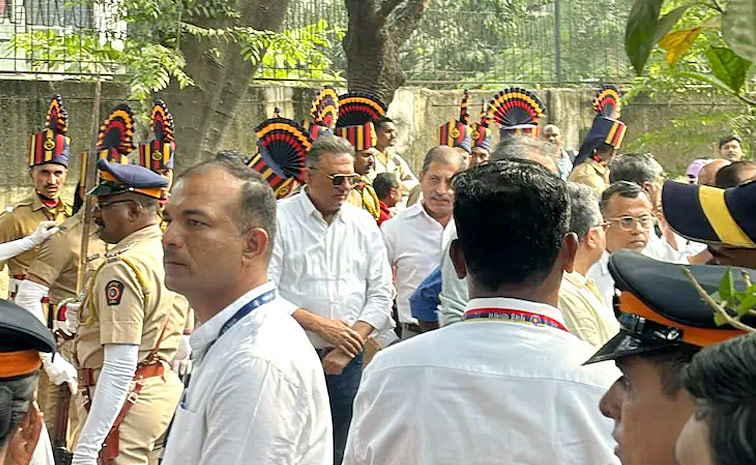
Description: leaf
736,291,756,317
626,0,664,75
706,46,752,93
723,0,756,62
720,268,735,302
713,312,729,326
659,28,702,64
677,70,739,94
653,5,693,44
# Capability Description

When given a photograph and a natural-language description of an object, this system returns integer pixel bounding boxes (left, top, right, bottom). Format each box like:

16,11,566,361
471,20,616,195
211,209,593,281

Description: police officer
0,95,73,300
72,159,187,465
584,249,756,465
15,106,136,445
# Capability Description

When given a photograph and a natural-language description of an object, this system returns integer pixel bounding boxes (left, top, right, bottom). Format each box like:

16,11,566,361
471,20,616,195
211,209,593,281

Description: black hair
639,345,699,397
683,334,756,465
0,372,39,450
373,172,399,200
719,135,742,149
714,160,756,188
599,181,648,216
452,159,569,290
374,116,394,132
214,150,247,163
177,157,277,261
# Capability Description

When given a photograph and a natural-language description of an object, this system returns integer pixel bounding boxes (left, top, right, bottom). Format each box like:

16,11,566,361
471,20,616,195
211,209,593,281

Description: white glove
54,298,80,336
28,220,60,246
171,334,192,377
40,352,78,394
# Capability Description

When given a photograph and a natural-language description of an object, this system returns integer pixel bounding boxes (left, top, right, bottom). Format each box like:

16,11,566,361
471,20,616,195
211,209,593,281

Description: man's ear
561,232,579,273
241,228,270,264
450,239,467,280
585,227,600,250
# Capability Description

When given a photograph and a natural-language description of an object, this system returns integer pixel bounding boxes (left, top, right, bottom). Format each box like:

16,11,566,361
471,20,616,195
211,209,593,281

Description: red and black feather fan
593,85,622,120
45,94,68,135
487,87,546,128
336,91,387,128
254,118,312,182
310,86,339,129
459,90,470,125
97,104,135,155
150,99,174,143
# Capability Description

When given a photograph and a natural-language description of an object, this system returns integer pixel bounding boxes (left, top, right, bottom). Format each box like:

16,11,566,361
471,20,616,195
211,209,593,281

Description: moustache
430,193,451,202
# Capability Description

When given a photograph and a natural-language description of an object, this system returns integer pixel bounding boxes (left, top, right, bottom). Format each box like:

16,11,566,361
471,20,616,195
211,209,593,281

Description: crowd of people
0,85,754,465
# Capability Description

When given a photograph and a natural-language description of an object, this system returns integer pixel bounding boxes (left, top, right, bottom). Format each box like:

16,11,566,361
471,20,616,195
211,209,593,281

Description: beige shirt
25,211,108,304
367,150,419,197
557,270,620,348
567,159,609,194
346,176,381,221
0,194,72,276
75,224,189,370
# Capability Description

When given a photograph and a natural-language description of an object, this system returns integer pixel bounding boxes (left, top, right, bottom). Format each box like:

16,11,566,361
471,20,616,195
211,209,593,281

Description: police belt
78,361,164,388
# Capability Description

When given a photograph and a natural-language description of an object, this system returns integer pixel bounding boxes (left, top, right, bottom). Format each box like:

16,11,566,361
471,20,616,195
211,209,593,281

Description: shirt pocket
163,405,202,465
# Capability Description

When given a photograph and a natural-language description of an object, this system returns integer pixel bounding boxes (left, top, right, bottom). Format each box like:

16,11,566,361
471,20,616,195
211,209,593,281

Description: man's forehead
608,193,652,213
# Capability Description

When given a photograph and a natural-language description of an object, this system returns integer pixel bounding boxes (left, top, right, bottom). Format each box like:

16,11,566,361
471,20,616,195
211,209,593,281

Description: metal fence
0,0,633,85
260,0,634,86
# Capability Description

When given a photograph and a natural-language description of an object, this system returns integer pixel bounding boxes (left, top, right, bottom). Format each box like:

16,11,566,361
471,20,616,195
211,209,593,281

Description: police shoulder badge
105,280,125,306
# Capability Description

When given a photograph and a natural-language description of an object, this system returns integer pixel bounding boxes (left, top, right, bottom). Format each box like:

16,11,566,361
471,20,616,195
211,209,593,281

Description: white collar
599,250,611,274
190,281,277,356
297,189,344,224
464,297,567,326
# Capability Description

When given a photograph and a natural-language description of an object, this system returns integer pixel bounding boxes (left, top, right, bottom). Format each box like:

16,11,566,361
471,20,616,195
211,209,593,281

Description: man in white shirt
382,146,463,338
161,157,332,465
588,181,656,305
343,159,619,465
269,135,393,465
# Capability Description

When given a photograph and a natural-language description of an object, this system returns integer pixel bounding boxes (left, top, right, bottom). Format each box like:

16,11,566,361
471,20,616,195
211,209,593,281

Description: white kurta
162,282,333,465
343,297,620,465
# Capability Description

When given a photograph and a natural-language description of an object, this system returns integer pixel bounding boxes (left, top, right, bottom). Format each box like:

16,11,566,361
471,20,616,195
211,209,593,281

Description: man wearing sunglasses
588,181,656,306
270,135,393,465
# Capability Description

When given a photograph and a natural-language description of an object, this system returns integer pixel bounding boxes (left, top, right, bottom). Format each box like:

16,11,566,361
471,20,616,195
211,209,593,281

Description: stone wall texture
0,79,745,210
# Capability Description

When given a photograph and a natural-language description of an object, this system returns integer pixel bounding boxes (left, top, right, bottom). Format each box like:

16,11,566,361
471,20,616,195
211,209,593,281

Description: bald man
542,124,574,180
697,159,730,186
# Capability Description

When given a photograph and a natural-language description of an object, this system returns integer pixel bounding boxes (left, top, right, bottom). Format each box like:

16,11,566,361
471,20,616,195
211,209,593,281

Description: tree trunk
343,0,431,106
163,0,289,169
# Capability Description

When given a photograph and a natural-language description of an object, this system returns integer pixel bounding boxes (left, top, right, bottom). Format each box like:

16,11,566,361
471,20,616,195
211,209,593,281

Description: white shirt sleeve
357,224,394,332
438,235,468,326
198,358,319,465
72,344,138,465
268,219,285,286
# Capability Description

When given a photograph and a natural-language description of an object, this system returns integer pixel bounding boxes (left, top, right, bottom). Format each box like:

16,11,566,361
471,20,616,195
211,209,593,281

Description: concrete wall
0,80,745,209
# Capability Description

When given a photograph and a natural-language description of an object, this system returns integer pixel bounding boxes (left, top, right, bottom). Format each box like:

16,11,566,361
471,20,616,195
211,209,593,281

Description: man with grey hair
557,183,618,347
438,136,559,326
269,135,393,465
382,146,464,339
161,156,332,465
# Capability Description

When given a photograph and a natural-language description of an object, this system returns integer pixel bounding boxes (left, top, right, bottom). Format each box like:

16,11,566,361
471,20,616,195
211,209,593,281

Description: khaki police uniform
25,210,108,445
75,223,187,465
567,158,609,194
0,194,72,298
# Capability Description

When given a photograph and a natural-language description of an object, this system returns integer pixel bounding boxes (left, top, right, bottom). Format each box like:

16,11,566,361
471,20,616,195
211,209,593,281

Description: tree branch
390,0,431,46
736,92,756,106
381,0,404,17
682,267,756,332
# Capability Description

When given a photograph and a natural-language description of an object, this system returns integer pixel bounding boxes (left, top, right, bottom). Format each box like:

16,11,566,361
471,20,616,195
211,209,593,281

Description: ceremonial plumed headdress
29,94,71,167
487,87,546,140
334,91,387,152
97,104,135,164
139,99,175,172
471,100,493,151
303,86,339,140
575,85,627,165
249,109,312,199
438,90,473,154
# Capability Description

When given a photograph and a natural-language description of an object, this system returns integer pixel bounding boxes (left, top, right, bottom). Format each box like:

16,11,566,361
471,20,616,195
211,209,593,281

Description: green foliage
626,0,664,74
703,268,756,328
723,0,756,62
7,0,339,101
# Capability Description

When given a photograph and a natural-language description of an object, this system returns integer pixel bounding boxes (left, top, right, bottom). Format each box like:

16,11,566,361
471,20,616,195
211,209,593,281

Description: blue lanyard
214,288,277,344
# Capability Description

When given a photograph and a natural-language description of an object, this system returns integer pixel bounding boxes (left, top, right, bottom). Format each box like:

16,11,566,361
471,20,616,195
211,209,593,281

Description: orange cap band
0,350,42,378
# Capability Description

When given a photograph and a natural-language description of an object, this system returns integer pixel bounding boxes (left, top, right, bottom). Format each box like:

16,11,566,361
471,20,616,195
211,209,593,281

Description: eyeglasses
592,221,611,232
314,170,360,187
607,215,656,232
95,199,134,210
